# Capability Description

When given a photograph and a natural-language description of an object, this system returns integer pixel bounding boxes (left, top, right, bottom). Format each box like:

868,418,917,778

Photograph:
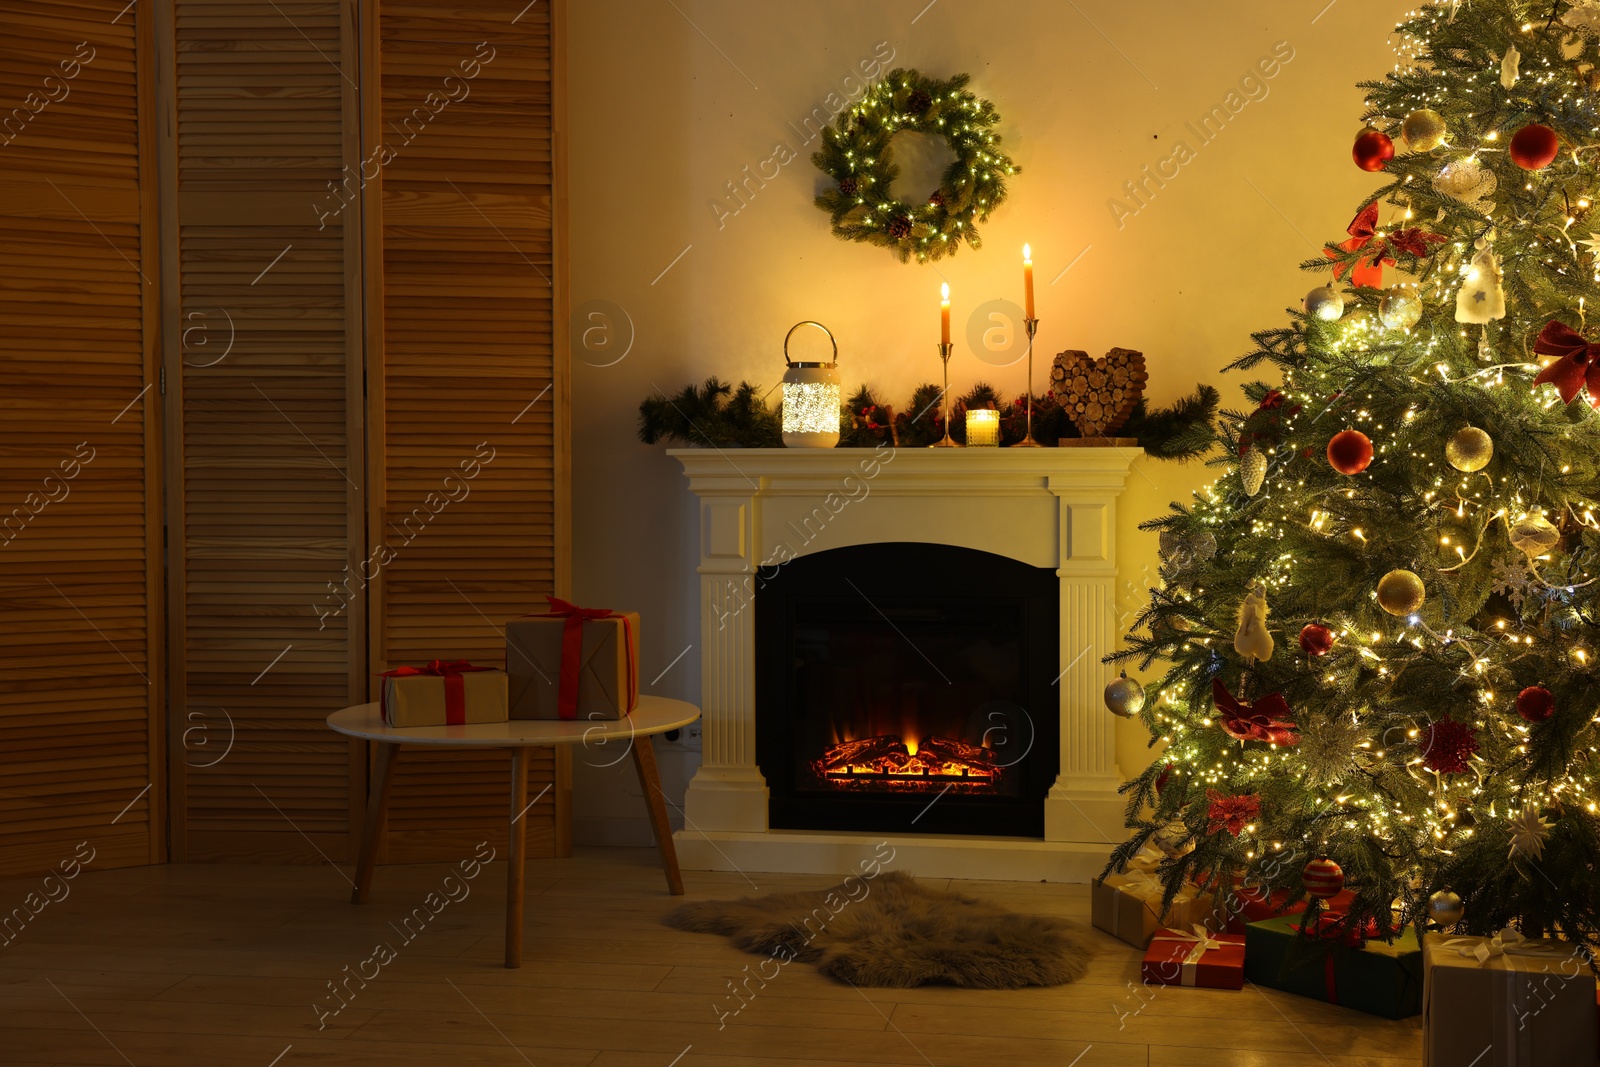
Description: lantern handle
783,320,837,367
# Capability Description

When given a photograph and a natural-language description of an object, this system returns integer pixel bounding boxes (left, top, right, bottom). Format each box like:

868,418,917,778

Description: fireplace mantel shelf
669,444,1139,882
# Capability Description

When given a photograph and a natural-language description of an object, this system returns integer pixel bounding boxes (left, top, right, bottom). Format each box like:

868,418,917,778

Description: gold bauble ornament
1427,888,1464,926
1379,288,1423,330
1508,509,1561,556
1377,569,1426,615
1402,108,1448,151
1445,426,1493,472
1103,672,1145,718
1303,285,1345,321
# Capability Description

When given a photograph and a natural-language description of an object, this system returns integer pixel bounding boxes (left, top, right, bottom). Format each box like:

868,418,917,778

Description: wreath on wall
812,69,1018,263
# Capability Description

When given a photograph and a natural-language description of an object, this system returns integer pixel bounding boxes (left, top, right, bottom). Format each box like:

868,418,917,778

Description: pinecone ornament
838,176,858,197
1240,448,1268,496
886,214,912,239
928,189,946,207
907,88,933,114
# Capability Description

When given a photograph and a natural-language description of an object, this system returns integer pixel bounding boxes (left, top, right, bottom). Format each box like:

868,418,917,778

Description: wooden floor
0,847,1422,1066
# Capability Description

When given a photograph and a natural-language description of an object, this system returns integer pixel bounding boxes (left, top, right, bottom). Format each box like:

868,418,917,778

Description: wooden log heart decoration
1049,346,1148,439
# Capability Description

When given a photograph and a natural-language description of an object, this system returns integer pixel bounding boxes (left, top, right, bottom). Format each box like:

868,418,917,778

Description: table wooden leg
631,734,684,896
505,746,530,969
352,743,400,905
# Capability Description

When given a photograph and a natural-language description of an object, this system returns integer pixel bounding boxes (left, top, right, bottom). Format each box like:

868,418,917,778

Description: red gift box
1141,926,1247,990
1197,871,1356,933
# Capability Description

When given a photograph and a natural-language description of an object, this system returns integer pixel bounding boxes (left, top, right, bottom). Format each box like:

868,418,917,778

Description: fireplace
671,446,1137,882
756,542,1058,837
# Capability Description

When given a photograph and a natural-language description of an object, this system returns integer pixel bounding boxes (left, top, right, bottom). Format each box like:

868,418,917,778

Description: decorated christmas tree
1109,0,1600,955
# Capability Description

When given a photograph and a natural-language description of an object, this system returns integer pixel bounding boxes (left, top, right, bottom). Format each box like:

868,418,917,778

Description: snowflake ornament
1507,801,1552,862
1490,556,1538,610
1298,714,1368,787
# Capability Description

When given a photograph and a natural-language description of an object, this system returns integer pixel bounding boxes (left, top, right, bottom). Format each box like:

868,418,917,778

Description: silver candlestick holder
1014,316,1042,447
930,341,961,447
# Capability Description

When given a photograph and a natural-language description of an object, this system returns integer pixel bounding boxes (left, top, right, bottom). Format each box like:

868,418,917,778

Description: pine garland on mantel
637,378,1218,458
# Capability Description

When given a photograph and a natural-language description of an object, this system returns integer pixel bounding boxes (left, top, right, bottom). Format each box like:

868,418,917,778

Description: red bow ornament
379,659,493,725
1532,320,1600,407
1326,203,1445,288
534,595,638,720
1212,678,1300,746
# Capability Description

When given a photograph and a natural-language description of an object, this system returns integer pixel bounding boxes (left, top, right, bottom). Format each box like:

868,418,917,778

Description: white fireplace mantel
669,445,1138,881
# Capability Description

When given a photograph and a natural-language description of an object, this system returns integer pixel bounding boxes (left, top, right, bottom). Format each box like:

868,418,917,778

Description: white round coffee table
328,696,700,968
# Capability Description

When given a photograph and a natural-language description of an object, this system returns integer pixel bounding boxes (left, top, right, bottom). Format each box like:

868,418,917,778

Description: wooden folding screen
159,0,367,861
0,1,164,876
368,0,570,863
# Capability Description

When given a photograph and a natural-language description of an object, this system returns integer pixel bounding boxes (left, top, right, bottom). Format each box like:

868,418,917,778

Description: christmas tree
1109,0,1600,955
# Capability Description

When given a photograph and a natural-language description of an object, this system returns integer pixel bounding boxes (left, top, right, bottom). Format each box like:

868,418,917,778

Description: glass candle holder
965,408,1000,448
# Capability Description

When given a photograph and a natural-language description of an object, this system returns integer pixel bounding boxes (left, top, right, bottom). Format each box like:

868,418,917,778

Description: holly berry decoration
1302,857,1346,898
1516,685,1555,723
1509,123,1560,170
1352,128,1394,171
1299,622,1336,656
1327,429,1373,475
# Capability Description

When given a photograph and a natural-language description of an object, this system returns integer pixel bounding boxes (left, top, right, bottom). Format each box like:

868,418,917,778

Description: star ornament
1579,232,1600,256
1507,801,1552,862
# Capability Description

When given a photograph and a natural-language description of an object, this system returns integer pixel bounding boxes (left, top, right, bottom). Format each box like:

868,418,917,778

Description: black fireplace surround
755,542,1059,837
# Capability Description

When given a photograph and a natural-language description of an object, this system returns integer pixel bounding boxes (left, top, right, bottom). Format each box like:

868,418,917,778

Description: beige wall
567,0,1415,839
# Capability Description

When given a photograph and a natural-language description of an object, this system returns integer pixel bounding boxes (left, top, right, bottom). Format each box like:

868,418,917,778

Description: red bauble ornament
1516,685,1555,723
1353,129,1395,172
1303,857,1346,898
1155,762,1174,794
1510,124,1560,171
1299,623,1335,657
1327,430,1374,475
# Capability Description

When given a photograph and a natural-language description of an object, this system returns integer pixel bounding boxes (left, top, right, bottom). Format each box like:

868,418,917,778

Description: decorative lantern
965,408,1000,447
780,320,841,448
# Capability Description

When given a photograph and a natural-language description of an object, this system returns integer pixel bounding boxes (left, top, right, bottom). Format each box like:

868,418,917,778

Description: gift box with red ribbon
1422,930,1596,1066
1244,912,1423,1019
1141,926,1246,990
379,660,507,727
1196,871,1356,932
506,596,639,720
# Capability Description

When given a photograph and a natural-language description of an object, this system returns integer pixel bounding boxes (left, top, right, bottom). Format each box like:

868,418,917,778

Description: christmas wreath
812,69,1018,263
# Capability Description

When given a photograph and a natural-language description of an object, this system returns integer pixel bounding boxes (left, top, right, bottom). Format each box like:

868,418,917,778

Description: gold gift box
1092,856,1217,949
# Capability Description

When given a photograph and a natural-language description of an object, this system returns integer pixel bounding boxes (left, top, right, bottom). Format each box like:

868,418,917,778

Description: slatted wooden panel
162,0,367,862
0,0,163,876
371,0,570,862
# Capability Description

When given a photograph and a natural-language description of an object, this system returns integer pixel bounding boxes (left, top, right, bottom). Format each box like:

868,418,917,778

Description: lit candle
940,282,951,346
1023,243,1035,319
965,408,1000,447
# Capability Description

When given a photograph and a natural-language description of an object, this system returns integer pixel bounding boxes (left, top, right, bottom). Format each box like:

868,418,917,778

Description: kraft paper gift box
1245,913,1423,1019
506,597,639,720
1422,930,1597,1067
1141,926,1247,990
380,662,507,727
1092,856,1218,950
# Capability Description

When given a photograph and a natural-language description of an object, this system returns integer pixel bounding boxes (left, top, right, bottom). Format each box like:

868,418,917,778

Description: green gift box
1244,914,1424,1019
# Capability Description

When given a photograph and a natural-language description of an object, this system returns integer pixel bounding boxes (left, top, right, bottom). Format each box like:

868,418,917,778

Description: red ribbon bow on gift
1293,911,1381,1006
1532,320,1600,407
379,659,492,725
1326,203,1446,288
534,596,638,720
1212,679,1300,746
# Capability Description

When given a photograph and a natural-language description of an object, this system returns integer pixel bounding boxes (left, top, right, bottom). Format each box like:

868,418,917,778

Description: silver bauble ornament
1402,108,1448,151
1379,288,1423,330
1240,449,1268,496
1445,426,1493,472
1509,509,1561,556
1377,569,1426,616
1151,818,1194,859
1104,672,1145,718
1303,285,1345,321
1433,158,1497,211
1427,888,1465,926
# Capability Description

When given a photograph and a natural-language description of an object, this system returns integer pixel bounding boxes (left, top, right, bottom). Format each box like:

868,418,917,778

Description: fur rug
663,871,1093,988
